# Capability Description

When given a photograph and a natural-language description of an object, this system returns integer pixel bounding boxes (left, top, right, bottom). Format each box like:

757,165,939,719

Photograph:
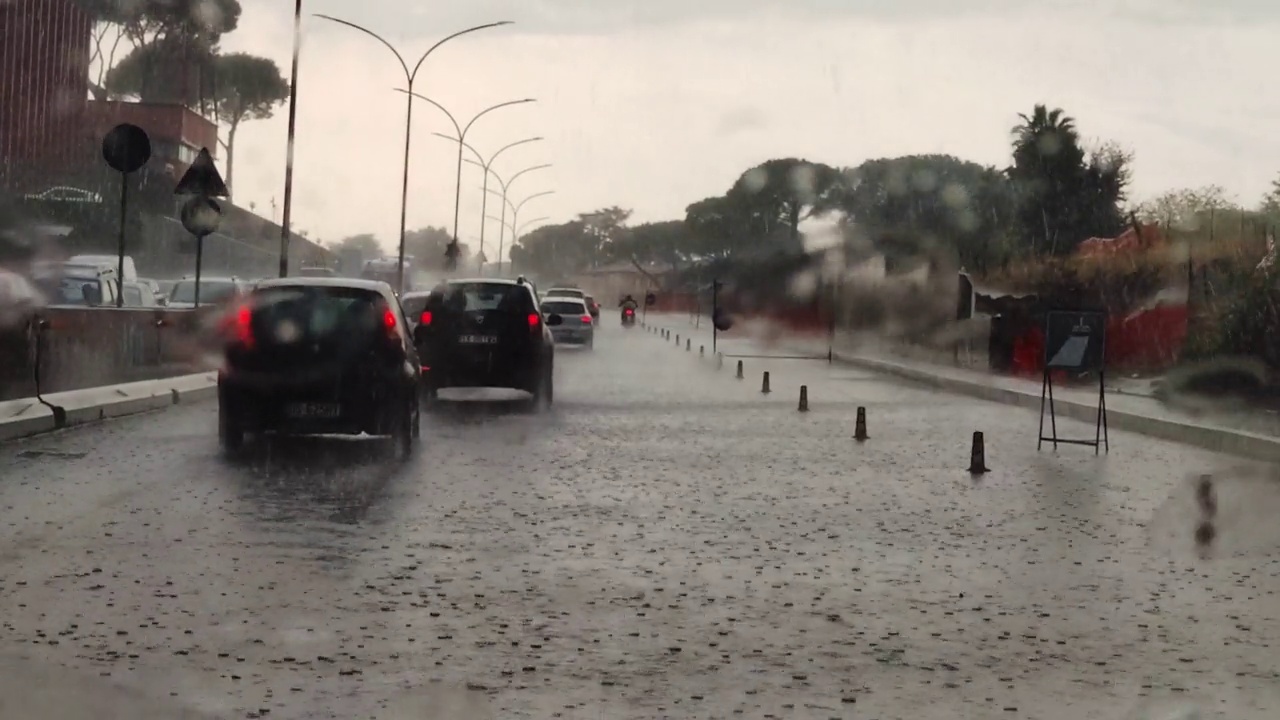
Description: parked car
167,275,252,308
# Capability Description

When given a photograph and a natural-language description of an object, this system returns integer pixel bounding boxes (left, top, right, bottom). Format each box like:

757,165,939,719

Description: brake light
218,302,253,348
624,308,634,315
528,313,540,327
581,314,593,324
382,308,401,344
233,305,253,348
419,310,432,326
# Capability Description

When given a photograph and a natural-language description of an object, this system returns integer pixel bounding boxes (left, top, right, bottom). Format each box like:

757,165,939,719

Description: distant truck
360,255,417,290
67,254,137,283
338,248,364,277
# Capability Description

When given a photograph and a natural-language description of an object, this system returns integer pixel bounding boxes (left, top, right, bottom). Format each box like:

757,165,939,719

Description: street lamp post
313,15,512,292
278,0,303,278
432,133,541,273
467,161,551,274
487,214,550,239
487,214,549,273
485,187,555,271
395,90,534,267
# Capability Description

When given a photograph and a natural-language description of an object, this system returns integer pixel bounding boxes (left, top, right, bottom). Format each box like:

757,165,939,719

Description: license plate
284,402,341,419
458,335,498,345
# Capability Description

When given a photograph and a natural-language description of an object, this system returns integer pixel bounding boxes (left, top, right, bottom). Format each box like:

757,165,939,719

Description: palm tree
1007,104,1088,255
1010,105,1080,171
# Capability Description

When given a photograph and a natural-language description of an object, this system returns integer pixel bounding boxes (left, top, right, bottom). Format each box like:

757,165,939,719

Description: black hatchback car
412,278,563,409
216,278,421,458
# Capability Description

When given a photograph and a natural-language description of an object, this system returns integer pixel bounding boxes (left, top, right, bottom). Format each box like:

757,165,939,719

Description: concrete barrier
0,371,217,441
0,307,217,402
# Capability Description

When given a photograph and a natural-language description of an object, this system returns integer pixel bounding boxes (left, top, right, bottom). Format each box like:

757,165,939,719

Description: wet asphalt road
3,314,1280,720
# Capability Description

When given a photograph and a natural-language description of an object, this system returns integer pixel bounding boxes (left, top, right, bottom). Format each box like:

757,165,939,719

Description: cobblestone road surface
2,315,1279,719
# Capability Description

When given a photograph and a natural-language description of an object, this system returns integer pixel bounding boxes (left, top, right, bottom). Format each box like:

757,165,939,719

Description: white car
540,296,594,349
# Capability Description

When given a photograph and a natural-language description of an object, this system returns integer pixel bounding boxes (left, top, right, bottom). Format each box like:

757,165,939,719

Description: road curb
833,353,1280,463
0,372,217,442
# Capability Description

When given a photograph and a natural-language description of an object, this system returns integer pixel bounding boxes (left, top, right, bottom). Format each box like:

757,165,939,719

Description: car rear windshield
249,285,387,340
546,289,584,298
441,283,529,313
171,280,237,304
401,295,430,319
541,301,585,315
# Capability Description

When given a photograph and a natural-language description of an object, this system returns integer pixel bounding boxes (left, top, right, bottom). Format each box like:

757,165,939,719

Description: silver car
541,297,594,349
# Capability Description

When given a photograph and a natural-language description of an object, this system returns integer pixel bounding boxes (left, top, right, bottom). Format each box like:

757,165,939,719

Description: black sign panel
956,272,974,320
1043,310,1106,371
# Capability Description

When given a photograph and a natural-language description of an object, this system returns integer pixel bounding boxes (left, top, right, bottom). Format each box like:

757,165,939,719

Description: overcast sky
216,0,1280,256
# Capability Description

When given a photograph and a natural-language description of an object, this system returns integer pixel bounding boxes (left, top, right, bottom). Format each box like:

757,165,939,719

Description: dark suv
412,278,564,409
216,278,421,458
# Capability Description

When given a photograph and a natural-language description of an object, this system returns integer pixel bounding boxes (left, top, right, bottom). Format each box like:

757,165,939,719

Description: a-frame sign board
1038,310,1110,454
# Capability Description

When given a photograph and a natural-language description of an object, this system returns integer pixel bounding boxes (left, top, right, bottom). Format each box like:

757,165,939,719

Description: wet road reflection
2,318,1279,719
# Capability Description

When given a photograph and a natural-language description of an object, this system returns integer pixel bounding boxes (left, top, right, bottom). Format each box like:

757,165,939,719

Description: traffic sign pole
101,123,152,308
175,148,229,307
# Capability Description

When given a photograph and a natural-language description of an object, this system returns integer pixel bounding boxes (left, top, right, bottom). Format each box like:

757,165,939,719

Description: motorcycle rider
618,294,638,323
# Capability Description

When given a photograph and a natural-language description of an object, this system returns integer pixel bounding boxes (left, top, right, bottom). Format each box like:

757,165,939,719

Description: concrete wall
0,307,216,401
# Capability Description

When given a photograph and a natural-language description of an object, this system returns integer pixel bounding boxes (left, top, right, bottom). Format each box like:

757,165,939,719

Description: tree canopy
106,46,288,197
819,154,1014,273
76,0,242,45
1261,173,1280,216
1006,104,1129,255
335,101,1280,292
210,53,289,195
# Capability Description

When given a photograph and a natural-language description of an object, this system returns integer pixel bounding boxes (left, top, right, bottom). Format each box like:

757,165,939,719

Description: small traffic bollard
968,431,989,474
761,371,771,394
699,345,704,356
798,385,809,412
686,338,691,351
1194,474,1217,549
854,406,868,441
676,334,680,345
736,360,744,379
716,353,724,370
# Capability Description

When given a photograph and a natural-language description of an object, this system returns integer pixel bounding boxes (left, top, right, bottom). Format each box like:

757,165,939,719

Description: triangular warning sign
174,148,228,197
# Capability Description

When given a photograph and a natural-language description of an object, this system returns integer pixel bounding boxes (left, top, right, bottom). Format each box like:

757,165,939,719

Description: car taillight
382,308,400,343
419,310,432,326
581,314,593,324
528,313,540,327
233,305,253,348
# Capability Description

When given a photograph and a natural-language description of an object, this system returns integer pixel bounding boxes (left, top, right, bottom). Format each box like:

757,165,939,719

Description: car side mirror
545,313,564,326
